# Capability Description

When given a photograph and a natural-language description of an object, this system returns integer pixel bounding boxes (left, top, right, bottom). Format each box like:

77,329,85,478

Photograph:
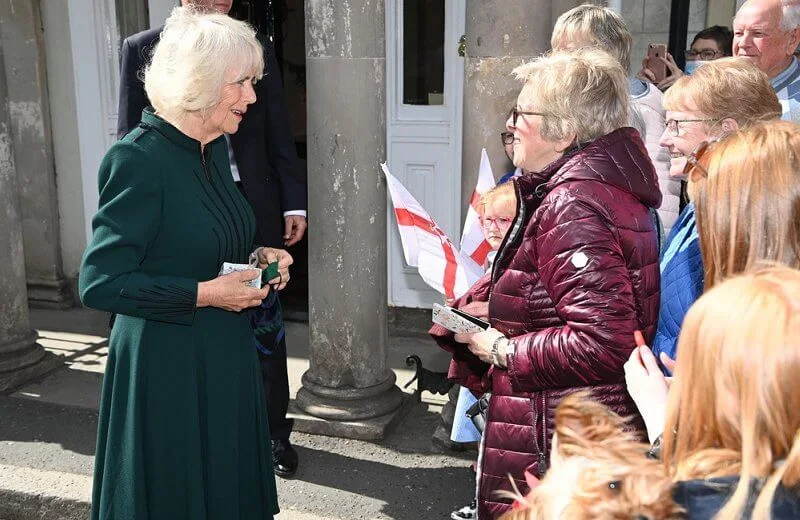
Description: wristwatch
491,335,511,368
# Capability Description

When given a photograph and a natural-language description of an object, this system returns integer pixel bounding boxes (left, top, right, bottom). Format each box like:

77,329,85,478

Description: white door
68,0,120,242
386,0,466,308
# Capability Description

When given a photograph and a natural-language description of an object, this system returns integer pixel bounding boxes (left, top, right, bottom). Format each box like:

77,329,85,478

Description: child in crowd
450,181,518,520
479,182,516,270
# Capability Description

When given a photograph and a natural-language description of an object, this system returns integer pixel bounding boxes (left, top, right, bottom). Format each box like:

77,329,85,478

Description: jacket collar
517,127,662,209
140,108,225,154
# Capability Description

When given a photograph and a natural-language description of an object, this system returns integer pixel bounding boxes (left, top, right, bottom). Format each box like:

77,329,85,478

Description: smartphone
647,43,667,83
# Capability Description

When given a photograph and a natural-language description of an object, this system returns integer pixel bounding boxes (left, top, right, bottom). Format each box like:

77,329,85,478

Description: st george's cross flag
382,163,484,300
459,149,496,271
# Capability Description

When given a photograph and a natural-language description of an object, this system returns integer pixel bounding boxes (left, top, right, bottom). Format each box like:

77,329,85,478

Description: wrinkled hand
255,247,294,291
459,301,489,321
454,327,506,366
656,53,683,90
283,215,307,247
624,344,669,443
197,269,270,312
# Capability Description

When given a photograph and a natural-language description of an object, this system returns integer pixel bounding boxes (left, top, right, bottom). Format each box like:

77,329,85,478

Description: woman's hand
635,56,657,84
255,247,294,291
624,344,669,443
197,270,270,312
454,327,506,366
459,301,490,321
655,53,684,91
635,53,683,91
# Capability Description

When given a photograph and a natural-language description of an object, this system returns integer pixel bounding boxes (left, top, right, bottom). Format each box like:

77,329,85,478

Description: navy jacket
653,203,703,363
675,477,800,519
117,27,306,247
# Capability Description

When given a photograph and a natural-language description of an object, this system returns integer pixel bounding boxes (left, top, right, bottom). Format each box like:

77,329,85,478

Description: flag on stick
460,149,496,270
383,163,484,300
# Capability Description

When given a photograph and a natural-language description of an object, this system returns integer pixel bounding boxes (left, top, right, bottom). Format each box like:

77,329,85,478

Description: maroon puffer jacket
431,127,661,519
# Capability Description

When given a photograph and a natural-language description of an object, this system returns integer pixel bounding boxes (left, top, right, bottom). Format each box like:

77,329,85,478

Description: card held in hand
432,303,490,334
219,262,262,289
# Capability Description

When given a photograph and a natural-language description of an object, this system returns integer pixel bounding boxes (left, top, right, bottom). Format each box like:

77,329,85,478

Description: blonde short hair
551,4,633,71
513,49,629,143
662,58,781,126
480,182,516,216
144,6,264,121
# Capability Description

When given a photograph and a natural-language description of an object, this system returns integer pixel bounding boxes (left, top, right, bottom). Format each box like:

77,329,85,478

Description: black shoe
272,438,298,478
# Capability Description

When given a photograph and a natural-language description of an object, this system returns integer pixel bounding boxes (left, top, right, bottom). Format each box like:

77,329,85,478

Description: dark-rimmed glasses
666,118,716,136
683,138,720,178
509,107,547,127
684,49,724,61
501,131,515,145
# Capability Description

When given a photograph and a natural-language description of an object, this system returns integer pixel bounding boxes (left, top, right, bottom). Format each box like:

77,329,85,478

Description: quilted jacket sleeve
506,194,639,392
429,273,493,394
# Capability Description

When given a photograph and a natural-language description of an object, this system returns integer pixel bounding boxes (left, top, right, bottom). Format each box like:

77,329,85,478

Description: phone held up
647,43,667,84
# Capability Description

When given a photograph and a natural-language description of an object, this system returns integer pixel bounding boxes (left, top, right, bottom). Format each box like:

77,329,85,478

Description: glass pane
403,0,445,106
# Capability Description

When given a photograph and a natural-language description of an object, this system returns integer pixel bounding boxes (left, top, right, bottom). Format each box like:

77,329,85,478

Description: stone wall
623,0,711,74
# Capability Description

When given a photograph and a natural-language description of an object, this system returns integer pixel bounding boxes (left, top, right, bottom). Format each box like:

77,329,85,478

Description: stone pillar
296,0,406,440
0,42,59,393
0,0,72,309
459,0,579,213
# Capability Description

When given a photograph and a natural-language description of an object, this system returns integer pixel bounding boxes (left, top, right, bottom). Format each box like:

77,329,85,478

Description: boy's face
481,198,515,250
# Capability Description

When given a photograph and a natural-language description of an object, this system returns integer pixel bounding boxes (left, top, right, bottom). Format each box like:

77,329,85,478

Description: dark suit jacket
117,27,306,247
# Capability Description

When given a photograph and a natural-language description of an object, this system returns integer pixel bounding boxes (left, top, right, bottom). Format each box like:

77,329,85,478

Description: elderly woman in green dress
80,7,289,519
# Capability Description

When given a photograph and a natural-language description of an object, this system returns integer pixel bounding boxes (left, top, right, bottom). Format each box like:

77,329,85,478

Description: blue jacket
653,203,704,363
674,476,800,519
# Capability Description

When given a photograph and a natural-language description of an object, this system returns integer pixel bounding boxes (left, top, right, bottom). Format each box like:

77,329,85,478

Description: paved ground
0,308,476,520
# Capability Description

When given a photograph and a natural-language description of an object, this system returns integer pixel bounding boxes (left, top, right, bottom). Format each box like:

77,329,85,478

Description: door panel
387,0,465,308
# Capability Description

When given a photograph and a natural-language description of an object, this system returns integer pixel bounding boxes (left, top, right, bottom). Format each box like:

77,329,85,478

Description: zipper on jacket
538,392,547,475
200,145,211,182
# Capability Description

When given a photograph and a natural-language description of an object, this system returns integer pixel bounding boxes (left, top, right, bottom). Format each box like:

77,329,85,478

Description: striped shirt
772,57,800,123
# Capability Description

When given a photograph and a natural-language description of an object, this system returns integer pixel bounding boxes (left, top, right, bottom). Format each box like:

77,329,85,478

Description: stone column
0,0,72,309
0,42,59,393
459,0,580,212
296,0,406,440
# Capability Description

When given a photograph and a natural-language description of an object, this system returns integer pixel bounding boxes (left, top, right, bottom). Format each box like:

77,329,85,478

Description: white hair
144,6,264,121
782,0,800,31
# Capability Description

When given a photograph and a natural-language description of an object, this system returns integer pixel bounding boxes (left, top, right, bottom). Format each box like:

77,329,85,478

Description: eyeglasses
509,107,547,127
501,132,515,145
482,216,513,229
666,118,716,136
684,49,724,60
683,138,720,178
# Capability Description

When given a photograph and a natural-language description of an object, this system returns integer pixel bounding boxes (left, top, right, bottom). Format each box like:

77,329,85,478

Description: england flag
459,149,496,271
383,164,484,300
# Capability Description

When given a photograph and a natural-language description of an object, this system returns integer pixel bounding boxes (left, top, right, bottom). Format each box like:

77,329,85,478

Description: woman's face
505,91,567,173
205,68,257,139
481,198,515,250
659,108,716,180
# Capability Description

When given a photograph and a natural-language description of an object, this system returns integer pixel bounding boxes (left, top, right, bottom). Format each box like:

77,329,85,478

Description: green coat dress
80,111,279,519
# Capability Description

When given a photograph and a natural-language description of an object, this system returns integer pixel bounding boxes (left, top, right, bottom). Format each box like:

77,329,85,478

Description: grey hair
144,6,264,122
513,48,630,143
551,4,633,72
782,0,800,31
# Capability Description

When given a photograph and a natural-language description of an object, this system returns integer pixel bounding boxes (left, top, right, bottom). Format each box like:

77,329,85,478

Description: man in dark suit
117,0,305,478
